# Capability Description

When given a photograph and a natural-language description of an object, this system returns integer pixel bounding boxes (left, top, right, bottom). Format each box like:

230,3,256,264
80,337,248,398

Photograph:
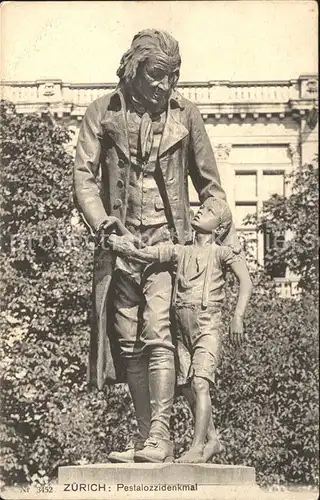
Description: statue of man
73,29,237,463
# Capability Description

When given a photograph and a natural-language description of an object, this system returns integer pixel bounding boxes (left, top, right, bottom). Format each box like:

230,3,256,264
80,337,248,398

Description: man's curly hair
117,29,181,84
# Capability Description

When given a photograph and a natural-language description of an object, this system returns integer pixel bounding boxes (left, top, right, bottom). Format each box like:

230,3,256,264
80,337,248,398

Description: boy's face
191,204,221,234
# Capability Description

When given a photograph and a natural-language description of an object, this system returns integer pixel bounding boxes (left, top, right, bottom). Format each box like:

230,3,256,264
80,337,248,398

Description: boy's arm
229,258,253,347
140,243,184,263
158,244,184,263
107,236,183,264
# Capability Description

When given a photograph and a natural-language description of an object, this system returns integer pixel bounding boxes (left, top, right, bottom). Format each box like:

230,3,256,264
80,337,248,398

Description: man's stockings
148,347,175,441
109,347,175,463
126,353,151,448
134,347,175,462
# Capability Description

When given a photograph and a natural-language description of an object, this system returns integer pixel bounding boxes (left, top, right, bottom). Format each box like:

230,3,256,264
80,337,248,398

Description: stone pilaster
212,143,234,212
288,143,300,168
287,143,301,197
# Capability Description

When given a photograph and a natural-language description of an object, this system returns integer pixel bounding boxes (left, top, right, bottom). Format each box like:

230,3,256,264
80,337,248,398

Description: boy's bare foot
176,446,205,463
203,438,225,462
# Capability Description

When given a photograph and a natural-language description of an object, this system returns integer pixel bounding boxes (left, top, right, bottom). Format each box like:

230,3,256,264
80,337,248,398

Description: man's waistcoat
126,109,168,227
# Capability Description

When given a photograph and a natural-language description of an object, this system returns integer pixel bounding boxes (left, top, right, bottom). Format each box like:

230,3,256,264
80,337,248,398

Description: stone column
285,143,301,283
297,76,318,166
287,143,301,196
288,143,300,167
212,143,233,207
300,115,318,165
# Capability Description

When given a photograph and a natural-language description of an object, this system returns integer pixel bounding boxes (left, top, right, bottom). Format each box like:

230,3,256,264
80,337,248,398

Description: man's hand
96,218,145,249
229,314,246,348
107,234,137,255
124,232,146,249
107,235,156,263
96,217,122,248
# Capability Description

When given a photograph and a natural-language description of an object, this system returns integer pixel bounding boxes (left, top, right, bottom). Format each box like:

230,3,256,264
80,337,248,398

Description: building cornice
1,75,318,125
1,75,316,87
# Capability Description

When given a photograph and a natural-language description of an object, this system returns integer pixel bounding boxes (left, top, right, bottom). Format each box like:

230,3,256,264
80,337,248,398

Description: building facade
1,76,318,295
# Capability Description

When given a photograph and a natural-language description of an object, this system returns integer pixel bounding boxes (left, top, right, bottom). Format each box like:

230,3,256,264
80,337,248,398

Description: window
263,228,286,278
234,202,257,228
262,170,285,199
229,145,291,278
235,171,257,199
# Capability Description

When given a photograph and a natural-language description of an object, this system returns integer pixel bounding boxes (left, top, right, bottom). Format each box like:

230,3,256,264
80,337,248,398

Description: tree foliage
0,100,94,485
244,160,319,292
0,101,318,488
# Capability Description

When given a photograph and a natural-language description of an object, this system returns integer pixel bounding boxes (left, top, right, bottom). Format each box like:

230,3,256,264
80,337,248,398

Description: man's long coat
73,86,229,390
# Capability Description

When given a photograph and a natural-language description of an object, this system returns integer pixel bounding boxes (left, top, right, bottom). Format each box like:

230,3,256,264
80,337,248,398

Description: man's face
191,204,221,234
133,54,180,111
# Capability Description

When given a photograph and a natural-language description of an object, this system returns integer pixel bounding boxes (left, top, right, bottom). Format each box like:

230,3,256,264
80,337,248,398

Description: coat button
117,179,124,188
118,160,126,168
113,198,122,209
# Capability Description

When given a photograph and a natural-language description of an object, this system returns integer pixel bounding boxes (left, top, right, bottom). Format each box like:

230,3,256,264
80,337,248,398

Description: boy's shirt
159,242,241,306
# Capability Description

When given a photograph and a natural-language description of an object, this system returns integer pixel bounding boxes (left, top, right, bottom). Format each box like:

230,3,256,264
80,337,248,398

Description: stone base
57,463,261,499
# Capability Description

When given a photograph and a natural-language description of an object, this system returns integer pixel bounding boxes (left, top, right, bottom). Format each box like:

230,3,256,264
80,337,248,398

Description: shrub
0,100,94,484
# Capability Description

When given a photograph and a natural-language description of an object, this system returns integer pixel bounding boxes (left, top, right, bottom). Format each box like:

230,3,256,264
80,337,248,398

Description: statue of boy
73,29,239,464
109,198,252,463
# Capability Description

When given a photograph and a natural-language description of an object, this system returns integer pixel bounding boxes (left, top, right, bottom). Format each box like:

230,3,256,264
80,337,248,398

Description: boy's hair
203,197,233,231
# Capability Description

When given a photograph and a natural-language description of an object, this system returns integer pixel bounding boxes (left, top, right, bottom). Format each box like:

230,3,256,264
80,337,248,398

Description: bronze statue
73,29,239,463
109,198,252,463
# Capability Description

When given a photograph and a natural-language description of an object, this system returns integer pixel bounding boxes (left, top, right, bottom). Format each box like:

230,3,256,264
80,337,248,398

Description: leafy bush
0,100,96,484
0,101,318,488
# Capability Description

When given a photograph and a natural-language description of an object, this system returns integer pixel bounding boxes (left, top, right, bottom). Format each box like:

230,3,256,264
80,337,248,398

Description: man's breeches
113,263,174,357
113,263,175,442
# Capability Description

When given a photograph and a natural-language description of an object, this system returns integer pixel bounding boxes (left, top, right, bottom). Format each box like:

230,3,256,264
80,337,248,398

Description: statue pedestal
58,462,261,499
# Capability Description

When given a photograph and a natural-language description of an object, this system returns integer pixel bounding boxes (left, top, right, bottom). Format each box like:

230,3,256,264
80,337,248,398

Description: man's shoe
108,447,135,463
108,440,145,463
134,438,174,463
